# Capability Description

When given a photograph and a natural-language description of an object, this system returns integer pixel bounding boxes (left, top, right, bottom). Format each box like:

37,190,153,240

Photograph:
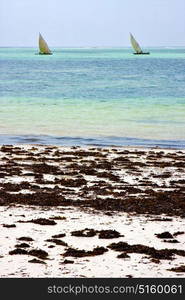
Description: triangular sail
39,33,52,54
130,33,142,54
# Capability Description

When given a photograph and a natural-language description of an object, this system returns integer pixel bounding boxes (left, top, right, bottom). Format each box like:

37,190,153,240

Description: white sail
130,33,142,54
39,33,52,54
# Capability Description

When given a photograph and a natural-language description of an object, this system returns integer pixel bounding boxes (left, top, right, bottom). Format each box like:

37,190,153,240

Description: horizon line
0,45,185,48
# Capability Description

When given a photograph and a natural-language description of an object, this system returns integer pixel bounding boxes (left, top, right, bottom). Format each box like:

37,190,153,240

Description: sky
0,0,185,47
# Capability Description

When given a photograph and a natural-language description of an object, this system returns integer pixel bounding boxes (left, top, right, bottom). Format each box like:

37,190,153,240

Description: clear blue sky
0,0,185,47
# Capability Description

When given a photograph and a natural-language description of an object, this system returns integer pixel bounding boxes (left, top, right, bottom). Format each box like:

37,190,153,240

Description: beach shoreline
0,144,185,277
0,134,185,149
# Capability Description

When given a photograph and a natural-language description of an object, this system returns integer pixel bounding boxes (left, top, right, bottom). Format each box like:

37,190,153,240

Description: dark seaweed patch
71,229,96,237
108,241,185,260
26,218,56,225
168,266,185,273
98,230,122,239
17,237,34,242
45,239,68,246
155,232,173,239
63,247,108,257
28,258,46,264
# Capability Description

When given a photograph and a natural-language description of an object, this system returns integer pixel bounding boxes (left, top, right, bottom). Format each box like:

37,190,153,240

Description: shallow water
0,47,185,146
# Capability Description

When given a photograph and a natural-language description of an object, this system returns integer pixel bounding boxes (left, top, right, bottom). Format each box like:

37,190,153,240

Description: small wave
0,135,185,149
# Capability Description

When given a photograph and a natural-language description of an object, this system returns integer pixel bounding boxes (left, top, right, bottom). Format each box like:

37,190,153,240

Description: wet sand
0,145,185,277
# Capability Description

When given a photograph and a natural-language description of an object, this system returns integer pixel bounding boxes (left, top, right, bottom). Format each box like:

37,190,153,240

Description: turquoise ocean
0,47,185,147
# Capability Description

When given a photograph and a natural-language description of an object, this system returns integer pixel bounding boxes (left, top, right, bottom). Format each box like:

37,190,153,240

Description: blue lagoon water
0,47,185,147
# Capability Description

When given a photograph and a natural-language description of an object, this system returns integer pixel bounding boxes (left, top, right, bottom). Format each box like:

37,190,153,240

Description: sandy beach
0,144,185,277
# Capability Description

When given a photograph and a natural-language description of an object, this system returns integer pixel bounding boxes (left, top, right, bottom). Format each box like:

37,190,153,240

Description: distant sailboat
130,33,150,55
38,33,52,55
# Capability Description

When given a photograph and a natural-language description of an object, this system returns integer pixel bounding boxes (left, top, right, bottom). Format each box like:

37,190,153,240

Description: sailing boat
130,33,150,55
38,33,52,55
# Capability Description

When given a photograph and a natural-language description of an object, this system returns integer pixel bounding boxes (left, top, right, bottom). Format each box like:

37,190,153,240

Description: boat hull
133,52,150,55
39,52,53,55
